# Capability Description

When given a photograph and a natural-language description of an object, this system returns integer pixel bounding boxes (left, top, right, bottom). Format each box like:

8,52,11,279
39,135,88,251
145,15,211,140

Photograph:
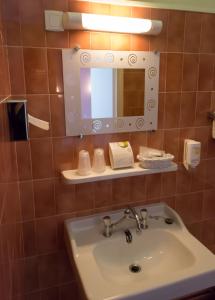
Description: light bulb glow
81,13,152,34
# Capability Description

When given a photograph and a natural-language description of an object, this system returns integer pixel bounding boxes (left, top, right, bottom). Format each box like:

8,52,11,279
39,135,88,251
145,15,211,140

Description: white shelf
61,162,178,184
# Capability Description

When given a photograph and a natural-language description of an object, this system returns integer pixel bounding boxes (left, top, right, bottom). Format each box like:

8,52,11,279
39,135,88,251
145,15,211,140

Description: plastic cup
92,148,106,173
77,150,91,176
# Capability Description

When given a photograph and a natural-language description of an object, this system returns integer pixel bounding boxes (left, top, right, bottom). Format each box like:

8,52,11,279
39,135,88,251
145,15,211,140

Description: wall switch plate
45,10,64,31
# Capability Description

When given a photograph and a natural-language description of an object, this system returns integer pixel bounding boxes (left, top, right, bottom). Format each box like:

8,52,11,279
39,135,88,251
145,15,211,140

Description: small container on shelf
77,150,91,176
92,148,106,173
137,146,174,169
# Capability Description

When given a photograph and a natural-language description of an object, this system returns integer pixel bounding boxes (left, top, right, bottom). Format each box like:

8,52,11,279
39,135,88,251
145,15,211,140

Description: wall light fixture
45,10,163,35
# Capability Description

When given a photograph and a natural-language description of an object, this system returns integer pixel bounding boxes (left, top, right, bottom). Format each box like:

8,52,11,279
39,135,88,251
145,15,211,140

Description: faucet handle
140,208,148,229
103,216,112,237
103,215,112,226
124,209,131,218
140,208,148,219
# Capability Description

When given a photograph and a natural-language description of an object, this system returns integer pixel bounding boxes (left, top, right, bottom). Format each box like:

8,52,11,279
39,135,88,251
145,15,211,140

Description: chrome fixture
103,216,112,237
102,206,148,237
125,207,142,232
124,229,132,243
148,214,174,225
140,208,148,229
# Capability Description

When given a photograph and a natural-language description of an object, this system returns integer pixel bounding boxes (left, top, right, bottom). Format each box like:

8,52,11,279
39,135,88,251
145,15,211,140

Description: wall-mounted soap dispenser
7,99,50,141
183,139,201,171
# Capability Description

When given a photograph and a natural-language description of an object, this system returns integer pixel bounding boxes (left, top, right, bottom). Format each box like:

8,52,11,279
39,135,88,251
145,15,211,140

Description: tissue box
109,141,134,169
137,148,174,169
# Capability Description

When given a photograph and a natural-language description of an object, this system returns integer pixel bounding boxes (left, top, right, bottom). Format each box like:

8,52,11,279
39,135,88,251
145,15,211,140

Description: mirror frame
62,49,160,136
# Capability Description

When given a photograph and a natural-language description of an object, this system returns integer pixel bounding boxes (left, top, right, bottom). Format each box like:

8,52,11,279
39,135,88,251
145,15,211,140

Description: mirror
80,68,145,119
62,49,160,136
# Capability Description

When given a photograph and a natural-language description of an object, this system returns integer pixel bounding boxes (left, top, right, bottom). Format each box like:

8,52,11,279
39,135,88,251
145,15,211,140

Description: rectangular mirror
62,49,160,136
80,68,145,119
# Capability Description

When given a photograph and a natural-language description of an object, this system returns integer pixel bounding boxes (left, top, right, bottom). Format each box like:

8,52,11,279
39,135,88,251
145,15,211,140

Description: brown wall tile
195,92,211,126
7,47,25,94
20,0,45,47
166,53,183,92
203,189,215,220
146,174,161,200
94,180,112,209
47,49,64,94
2,183,21,224
161,172,176,197
130,175,146,203
175,192,203,224
91,32,111,50
23,48,49,94
167,11,185,52
180,92,196,127
55,181,75,214
36,217,57,254
163,129,180,162
164,92,181,129
30,139,54,179
200,14,215,53
19,181,34,221
2,0,21,46
16,141,32,181
53,137,75,175
111,33,130,50
198,54,214,91
112,177,131,205
23,221,36,257
150,9,168,52
33,179,55,218
184,12,202,53
43,0,68,11
74,183,95,212
38,253,58,288
50,95,66,137
182,54,198,91
69,31,90,49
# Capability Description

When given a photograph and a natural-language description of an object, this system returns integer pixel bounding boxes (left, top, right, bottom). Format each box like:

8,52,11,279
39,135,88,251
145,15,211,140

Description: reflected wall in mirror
80,68,145,119
62,49,160,136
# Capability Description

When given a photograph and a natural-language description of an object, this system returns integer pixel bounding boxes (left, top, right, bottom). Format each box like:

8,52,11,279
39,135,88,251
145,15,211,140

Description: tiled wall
1,0,215,299
0,0,17,299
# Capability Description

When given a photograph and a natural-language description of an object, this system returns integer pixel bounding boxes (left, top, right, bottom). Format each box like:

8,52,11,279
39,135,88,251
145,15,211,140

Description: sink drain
129,264,142,273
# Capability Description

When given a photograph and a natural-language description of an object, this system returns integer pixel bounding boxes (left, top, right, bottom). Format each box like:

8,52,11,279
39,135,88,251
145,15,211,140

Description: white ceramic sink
64,203,215,300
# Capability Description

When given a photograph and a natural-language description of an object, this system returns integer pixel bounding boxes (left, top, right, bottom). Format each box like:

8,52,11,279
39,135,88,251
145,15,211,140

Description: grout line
5,44,215,55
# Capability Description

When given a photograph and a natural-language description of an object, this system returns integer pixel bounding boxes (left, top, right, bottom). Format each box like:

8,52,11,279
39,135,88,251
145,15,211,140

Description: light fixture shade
62,12,162,35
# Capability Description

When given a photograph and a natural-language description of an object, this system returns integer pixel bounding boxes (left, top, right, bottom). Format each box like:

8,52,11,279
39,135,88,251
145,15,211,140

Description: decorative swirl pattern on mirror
148,66,157,79
128,54,137,66
80,52,91,64
135,118,144,129
92,120,103,131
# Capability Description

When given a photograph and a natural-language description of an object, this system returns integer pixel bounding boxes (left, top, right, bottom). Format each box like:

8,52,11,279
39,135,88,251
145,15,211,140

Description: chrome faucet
125,207,142,232
102,206,148,237
124,229,132,243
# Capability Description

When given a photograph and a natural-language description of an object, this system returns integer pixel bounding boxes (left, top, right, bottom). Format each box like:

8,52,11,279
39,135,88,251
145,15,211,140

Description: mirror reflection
80,68,145,119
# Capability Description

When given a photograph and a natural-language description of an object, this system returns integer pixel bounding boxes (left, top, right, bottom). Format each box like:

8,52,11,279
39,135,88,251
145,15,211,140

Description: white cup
92,148,106,173
77,150,91,176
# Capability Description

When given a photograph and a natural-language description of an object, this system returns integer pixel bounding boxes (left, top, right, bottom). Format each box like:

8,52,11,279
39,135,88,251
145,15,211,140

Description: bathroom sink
64,203,215,300
94,229,195,285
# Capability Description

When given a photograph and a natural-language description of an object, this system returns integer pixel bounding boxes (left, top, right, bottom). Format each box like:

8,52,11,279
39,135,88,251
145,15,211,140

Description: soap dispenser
183,139,201,171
